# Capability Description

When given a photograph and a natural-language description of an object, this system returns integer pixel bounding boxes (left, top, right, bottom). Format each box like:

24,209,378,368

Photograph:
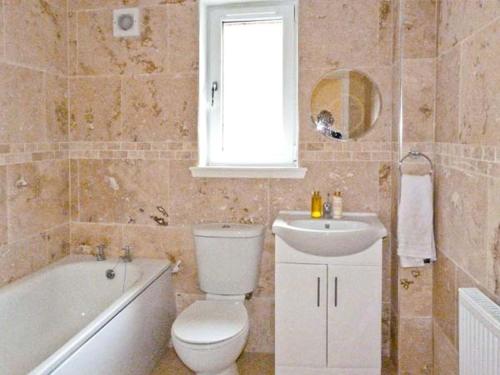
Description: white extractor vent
459,288,500,375
113,8,140,38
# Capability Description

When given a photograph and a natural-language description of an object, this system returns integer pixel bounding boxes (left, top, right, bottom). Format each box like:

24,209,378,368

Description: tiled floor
152,349,397,375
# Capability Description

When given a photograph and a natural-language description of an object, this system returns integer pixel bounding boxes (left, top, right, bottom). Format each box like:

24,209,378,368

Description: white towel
397,174,436,267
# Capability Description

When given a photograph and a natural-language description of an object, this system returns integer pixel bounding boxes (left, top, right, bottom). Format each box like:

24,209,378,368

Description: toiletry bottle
323,193,332,218
333,191,343,219
311,191,322,218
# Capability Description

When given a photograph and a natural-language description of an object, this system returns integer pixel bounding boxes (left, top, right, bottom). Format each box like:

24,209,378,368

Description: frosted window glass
220,20,285,165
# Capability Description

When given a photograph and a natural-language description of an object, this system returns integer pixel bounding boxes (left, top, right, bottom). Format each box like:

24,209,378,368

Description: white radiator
459,288,500,375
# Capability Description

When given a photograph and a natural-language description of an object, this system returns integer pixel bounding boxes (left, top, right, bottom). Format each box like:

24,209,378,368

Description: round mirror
310,69,382,141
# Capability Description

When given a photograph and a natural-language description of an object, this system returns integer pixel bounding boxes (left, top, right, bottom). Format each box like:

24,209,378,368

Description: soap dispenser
311,191,322,218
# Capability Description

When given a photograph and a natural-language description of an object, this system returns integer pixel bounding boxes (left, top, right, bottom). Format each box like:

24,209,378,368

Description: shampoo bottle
333,191,343,219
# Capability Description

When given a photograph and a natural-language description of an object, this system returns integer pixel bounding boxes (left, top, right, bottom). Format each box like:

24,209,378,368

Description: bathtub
0,255,175,375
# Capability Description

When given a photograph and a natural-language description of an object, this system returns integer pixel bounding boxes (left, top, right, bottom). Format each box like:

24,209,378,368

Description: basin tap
96,244,106,261
121,245,132,263
323,193,332,219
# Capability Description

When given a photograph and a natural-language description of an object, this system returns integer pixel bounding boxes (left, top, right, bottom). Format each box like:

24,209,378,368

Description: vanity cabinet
275,263,328,367
275,237,383,375
327,265,381,369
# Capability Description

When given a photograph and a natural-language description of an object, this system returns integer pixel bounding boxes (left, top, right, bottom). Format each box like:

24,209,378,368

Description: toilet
171,223,265,375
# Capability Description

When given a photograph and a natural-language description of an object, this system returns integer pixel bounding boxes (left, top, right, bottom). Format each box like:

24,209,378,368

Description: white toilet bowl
172,300,249,375
172,223,264,375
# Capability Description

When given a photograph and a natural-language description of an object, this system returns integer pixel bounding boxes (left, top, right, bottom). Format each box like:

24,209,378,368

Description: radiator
459,288,500,375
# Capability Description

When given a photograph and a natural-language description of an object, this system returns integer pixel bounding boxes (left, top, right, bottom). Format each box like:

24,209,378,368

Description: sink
272,211,387,257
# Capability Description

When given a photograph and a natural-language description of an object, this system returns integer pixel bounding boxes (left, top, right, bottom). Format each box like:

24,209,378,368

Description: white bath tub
0,255,175,375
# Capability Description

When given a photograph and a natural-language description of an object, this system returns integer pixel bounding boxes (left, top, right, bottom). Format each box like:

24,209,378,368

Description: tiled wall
433,1,500,374
391,0,437,373
65,0,395,354
0,0,70,287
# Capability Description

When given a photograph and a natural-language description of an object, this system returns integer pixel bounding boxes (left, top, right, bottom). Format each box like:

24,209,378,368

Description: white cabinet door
276,263,327,368
327,265,382,369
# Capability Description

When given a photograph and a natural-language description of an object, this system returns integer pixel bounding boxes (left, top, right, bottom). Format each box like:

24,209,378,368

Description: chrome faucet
96,244,106,261
121,245,132,263
323,193,333,219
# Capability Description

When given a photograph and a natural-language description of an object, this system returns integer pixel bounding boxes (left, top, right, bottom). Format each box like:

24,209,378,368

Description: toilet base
197,363,238,375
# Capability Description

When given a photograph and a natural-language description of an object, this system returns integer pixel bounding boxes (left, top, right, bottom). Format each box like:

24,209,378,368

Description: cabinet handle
334,277,338,307
317,277,320,307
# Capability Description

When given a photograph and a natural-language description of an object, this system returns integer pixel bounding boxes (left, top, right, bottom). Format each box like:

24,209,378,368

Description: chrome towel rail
398,150,433,175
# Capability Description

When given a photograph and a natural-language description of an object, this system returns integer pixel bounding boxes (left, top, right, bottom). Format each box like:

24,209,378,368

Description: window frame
194,0,304,178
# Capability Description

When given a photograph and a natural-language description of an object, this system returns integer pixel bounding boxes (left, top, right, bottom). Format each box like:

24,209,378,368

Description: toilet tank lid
193,223,265,238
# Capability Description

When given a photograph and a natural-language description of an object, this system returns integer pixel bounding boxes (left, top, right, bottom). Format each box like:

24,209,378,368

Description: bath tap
121,245,132,263
96,244,106,261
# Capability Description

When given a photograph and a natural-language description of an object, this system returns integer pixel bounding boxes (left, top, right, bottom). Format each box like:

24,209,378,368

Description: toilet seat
172,300,248,345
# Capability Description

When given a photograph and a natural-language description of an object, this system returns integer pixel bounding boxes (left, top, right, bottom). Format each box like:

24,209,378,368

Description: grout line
4,222,70,248
457,42,464,143
76,159,81,222
2,0,6,59
437,13,500,58
75,8,79,75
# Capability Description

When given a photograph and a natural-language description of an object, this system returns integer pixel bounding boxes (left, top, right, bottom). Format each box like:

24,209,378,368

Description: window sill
190,166,307,179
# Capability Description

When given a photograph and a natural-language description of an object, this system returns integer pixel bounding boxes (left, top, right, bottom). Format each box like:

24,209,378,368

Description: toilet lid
172,301,248,345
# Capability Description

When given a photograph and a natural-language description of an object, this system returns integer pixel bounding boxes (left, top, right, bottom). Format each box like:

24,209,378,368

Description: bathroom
0,0,498,374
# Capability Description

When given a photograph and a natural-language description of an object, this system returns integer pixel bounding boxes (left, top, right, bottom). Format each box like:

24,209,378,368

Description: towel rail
398,150,435,264
398,150,433,175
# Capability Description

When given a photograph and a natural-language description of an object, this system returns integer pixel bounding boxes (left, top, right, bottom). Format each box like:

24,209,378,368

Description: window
193,0,304,178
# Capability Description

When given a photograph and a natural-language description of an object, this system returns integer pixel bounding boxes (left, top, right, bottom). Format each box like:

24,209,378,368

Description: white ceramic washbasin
272,211,387,257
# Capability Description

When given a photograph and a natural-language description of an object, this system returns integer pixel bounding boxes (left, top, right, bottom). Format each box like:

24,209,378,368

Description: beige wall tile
461,0,500,40
169,160,269,226
433,320,458,375
459,19,500,145
4,0,67,74
46,74,69,142
0,233,48,287
0,64,46,143
70,77,122,141
382,302,392,357
78,159,169,225
402,58,435,142
122,75,197,142
121,225,196,291
45,224,70,262
0,166,6,246
436,46,460,143
246,297,275,353
255,230,275,298
270,161,380,221
398,317,433,374
299,0,393,70
69,0,196,10
68,10,78,76
437,0,465,52
433,251,457,345
70,160,79,221
70,222,123,257
76,7,168,75
401,0,437,58
0,1,4,61
487,178,500,297
435,166,488,285
7,160,69,242
167,2,198,74
398,265,433,318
